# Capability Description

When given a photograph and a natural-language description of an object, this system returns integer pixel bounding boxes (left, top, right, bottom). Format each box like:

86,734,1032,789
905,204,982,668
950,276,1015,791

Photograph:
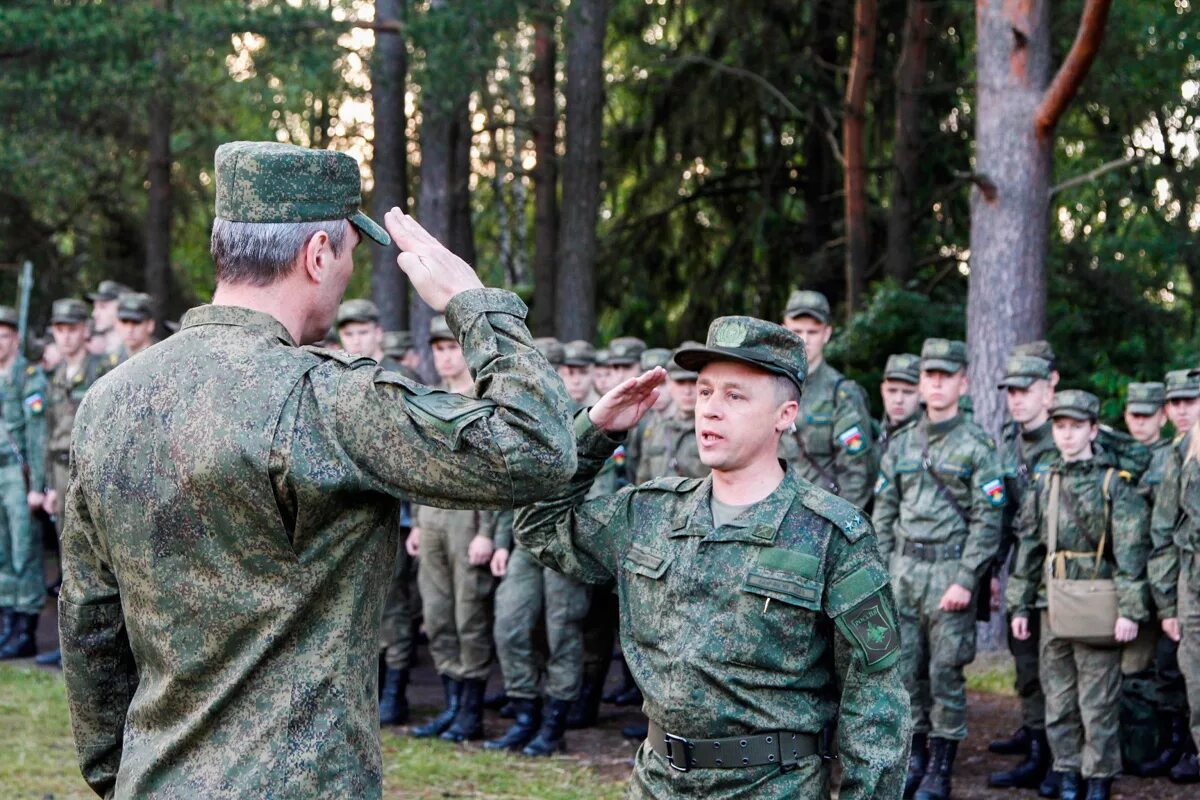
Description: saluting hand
588,367,668,434
384,210,484,313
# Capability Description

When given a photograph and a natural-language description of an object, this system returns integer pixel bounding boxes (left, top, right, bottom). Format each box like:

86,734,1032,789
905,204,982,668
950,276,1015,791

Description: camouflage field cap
920,338,967,374
1166,369,1200,400
1012,340,1056,369
214,141,390,247
593,347,611,367
667,341,702,381
87,280,134,303
428,315,455,343
1049,389,1100,422
382,331,412,357
784,289,831,323
562,340,596,367
336,298,380,326
675,316,807,395
640,347,672,371
997,355,1053,390
1125,381,1166,415
608,336,647,366
0,305,18,329
50,298,90,325
533,337,565,367
116,292,154,323
882,353,920,385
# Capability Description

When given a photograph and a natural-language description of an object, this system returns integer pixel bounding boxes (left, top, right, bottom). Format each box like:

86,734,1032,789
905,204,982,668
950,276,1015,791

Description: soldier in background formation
878,353,921,454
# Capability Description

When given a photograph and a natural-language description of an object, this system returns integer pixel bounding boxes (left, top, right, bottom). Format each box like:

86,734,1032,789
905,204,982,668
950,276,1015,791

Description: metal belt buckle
663,732,692,772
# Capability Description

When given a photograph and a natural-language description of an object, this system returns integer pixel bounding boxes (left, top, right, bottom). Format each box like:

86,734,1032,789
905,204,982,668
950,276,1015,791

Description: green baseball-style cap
1125,382,1166,415
675,316,807,395
920,338,967,374
882,353,920,385
116,292,154,323
428,315,455,344
50,298,90,325
1012,340,1056,369
640,347,672,371
997,355,1053,390
562,340,596,367
783,289,831,324
382,331,412,357
533,337,565,367
336,298,380,327
608,336,647,366
593,347,611,367
668,341,702,381
0,305,19,329
214,141,390,247
87,280,134,303
1166,369,1200,400
1049,389,1100,422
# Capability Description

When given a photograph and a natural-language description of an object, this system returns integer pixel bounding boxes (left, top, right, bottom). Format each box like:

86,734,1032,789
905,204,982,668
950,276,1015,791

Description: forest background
0,0,1197,433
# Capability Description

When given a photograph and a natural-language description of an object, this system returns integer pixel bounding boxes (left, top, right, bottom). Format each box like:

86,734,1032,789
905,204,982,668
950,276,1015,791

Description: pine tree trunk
370,0,408,331
842,0,877,319
144,0,172,322
530,13,559,336
885,0,931,284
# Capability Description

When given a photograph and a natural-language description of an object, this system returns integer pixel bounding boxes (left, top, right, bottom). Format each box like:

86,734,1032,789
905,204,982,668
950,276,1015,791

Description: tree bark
801,3,841,297
885,0,931,284
449,113,476,269
555,0,608,341
530,12,559,336
370,0,408,331
144,0,172,323
842,0,877,319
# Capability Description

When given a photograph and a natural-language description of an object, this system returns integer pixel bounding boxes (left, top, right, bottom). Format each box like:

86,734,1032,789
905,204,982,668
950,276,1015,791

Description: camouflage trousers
1039,612,1122,779
417,523,495,681
580,586,619,687
1005,609,1045,730
1178,550,1200,750
627,739,831,800
0,464,41,614
893,556,976,740
379,534,416,671
494,547,590,702
1119,623,1175,766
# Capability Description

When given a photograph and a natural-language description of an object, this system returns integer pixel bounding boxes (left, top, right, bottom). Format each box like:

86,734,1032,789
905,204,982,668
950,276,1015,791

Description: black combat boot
0,608,14,649
378,667,409,726
1056,771,1082,800
523,697,571,756
1038,770,1065,798
483,697,541,751
1082,777,1111,800
603,658,636,703
0,613,36,659
1169,752,1200,784
905,732,929,799
565,675,603,730
440,678,485,742
410,674,462,738
34,648,61,668
1136,714,1187,776
483,690,508,711
989,727,1050,788
914,737,957,800
990,725,1033,756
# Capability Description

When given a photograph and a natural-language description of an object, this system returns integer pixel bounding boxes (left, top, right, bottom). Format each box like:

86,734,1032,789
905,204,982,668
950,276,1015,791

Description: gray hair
210,218,349,286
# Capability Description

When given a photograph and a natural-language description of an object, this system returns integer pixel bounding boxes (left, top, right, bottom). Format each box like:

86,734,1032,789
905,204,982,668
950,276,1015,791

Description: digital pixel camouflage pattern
873,413,1004,741
515,413,910,799
0,355,47,614
45,351,117,521
59,288,574,799
634,412,706,483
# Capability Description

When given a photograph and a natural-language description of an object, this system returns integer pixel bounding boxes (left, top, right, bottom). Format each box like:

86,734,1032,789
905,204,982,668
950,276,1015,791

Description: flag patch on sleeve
24,393,44,414
838,426,866,455
981,478,1006,506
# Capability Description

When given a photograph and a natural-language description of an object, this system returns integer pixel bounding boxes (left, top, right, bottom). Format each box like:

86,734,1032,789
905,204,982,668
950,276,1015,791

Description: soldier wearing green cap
879,354,921,455
0,305,48,661
873,337,1004,800
86,280,135,357
559,340,597,407
1007,390,1150,800
626,347,676,489
115,293,158,362
515,315,908,799
336,299,420,383
382,330,421,373
780,289,875,509
59,141,575,798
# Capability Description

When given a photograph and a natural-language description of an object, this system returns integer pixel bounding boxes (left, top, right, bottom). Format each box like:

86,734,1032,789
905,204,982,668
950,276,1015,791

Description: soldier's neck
212,279,312,345
62,349,88,372
926,404,959,425
446,373,473,394
1022,410,1049,433
808,354,824,372
0,353,15,372
711,452,785,507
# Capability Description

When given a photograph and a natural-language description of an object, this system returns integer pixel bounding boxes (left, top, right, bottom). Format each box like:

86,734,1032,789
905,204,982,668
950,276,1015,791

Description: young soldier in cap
988,353,1058,790
635,344,706,484
338,299,421,384
592,347,616,396
0,306,48,660
115,293,157,362
87,280,134,357
779,290,875,509
873,338,1004,800
1125,382,1167,449
560,340,598,406
625,347,675,487
382,331,422,377
879,354,921,455
1008,391,1150,800
515,316,908,799
59,141,574,798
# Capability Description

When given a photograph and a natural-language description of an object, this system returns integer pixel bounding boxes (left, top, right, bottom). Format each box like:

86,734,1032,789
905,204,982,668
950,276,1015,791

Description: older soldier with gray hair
58,141,575,799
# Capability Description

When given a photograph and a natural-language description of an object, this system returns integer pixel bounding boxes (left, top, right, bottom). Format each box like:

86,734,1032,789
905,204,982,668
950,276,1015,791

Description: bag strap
1047,473,1060,572
1048,468,1114,580
920,425,970,527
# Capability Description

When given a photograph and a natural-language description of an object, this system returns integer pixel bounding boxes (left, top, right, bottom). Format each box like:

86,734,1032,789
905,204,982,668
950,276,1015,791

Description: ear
959,371,970,393
776,399,799,433
820,325,833,346
303,231,331,284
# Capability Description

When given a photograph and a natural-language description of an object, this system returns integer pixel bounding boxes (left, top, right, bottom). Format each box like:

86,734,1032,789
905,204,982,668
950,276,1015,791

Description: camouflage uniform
59,141,575,799
515,316,909,799
114,293,158,363
1007,392,1151,782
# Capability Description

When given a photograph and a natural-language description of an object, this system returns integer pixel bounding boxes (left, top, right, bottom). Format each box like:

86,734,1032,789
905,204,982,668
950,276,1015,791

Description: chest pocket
621,543,673,648
725,549,824,670
801,407,835,456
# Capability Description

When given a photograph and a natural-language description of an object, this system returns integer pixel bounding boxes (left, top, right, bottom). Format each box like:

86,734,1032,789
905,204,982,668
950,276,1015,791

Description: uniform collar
921,411,963,439
1021,418,1052,443
180,304,297,347
670,466,797,545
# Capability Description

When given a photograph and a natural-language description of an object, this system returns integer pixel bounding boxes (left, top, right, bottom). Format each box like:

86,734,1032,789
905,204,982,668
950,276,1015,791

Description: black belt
900,539,964,562
51,451,70,466
646,720,819,772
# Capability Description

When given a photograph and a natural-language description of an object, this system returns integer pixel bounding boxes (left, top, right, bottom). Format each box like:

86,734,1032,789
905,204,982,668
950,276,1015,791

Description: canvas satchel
1045,470,1119,646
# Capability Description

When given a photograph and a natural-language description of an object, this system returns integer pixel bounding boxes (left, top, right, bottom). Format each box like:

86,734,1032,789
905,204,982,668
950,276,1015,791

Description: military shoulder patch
981,477,1006,507
835,590,901,674
24,393,44,415
874,474,888,495
837,425,867,455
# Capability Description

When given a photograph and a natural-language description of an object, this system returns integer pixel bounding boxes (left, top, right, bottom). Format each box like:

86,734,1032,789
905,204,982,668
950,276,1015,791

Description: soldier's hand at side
467,535,494,567
589,368,668,433
1114,617,1139,643
385,210,484,313
405,527,421,557
1011,616,1030,641
938,583,972,612
490,548,509,578
27,491,44,511
42,489,57,516
990,576,1001,612
1162,617,1182,642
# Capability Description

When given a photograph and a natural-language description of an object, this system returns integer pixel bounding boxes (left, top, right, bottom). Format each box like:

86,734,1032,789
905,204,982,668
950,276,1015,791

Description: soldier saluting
515,316,909,799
